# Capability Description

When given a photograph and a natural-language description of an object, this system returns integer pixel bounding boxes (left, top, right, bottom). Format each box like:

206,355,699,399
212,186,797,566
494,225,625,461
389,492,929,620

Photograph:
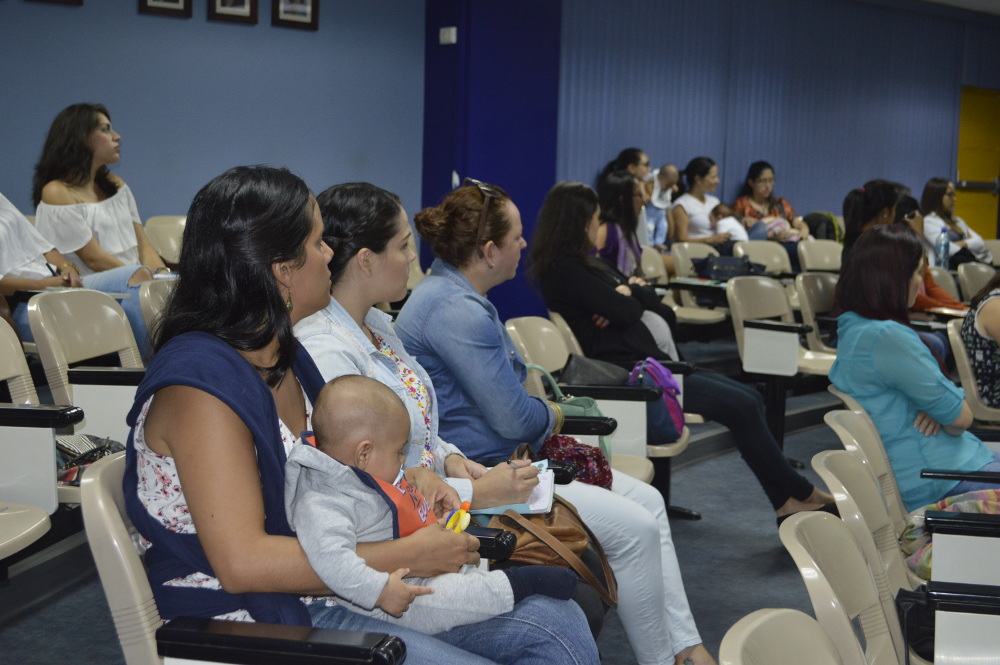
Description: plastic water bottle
934,227,950,268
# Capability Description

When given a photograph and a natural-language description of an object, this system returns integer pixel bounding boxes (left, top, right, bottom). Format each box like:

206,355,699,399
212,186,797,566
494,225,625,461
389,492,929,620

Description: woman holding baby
122,166,598,665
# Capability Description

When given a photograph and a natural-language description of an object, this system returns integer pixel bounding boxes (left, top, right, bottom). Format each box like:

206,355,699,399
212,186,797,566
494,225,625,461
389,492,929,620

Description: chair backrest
778,512,899,665
671,243,721,307
928,265,960,301
796,272,838,353
797,239,842,273
725,275,795,358
946,317,1000,422
982,239,1000,267
823,409,909,533
138,278,177,335
811,450,922,664
0,318,40,405
81,452,161,665
27,289,143,407
719,608,844,665
547,311,585,356
143,216,185,264
640,246,668,284
504,316,570,373
733,240,792,275
957,261,996,301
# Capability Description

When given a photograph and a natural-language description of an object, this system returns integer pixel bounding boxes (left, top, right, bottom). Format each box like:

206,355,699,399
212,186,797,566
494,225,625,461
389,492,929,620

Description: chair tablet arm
67,367,146,386
0,403,84,428
910,320,947,332
969,426,1000,442
744,319,813,334
560,384,662,402
920,469,1000,484
927,581,1000,616
925,510,1000,538
561,416,617,436
659,361,695,376
157,616,406,665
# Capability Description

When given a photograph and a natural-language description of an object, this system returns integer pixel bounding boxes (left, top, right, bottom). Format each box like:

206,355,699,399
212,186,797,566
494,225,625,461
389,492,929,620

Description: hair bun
414,206,448,244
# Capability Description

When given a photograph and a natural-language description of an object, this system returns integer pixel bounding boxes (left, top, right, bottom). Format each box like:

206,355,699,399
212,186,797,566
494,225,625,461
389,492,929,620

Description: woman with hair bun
396,179,721,665
32,103,166,357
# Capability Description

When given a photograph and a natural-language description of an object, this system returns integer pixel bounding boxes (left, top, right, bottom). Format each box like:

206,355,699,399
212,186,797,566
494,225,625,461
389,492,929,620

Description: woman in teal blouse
830,223,996,511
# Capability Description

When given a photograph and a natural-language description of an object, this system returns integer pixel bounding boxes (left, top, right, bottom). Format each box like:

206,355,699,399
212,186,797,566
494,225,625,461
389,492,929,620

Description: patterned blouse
370,329,435,469
961,290,1000,408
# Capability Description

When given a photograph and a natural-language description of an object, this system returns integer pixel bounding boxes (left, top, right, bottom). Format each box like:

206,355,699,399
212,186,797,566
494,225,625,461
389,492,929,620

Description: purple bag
628,358,685,444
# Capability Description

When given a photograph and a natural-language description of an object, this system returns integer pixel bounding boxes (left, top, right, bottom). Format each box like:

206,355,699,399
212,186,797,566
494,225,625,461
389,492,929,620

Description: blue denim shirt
293,297,471,500
394,259,554,461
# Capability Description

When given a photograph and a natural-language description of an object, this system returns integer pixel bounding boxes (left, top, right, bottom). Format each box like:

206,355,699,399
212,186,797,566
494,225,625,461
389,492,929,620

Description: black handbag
691,255,766,281
560,353,630,386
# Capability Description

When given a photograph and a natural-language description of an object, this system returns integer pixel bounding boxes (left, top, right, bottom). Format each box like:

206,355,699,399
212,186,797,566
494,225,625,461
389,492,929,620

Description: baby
710,203,749,243
284,374,575,634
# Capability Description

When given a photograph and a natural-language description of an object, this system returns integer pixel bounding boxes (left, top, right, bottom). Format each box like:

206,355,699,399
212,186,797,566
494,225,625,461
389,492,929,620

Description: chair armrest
0,404,84,428
927,581,1000,616
969,426,1000,442
67,367,146,386
744,319,813,334
157,616,406,665
920,469,1000,484
925,510,1000,538
560,384,662,402
561,416,617,436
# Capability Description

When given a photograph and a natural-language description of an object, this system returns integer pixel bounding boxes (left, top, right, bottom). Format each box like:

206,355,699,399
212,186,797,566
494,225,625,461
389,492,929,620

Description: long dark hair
737,160,774,200
842,179,899,252
598,148,646,184
676,156,716,198
414,181,511,268
597,170,639,240
920,177,952,221
33,103,118,206
529,181,600,282
316,183,402,286
154,166,314,386
837,223,924,326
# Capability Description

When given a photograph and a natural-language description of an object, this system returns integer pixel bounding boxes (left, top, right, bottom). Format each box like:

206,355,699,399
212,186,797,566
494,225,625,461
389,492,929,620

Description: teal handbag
527,363,612,459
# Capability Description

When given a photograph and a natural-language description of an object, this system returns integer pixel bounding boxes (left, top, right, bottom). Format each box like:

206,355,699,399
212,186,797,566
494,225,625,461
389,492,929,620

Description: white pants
558,470,699,664
640,311,678,361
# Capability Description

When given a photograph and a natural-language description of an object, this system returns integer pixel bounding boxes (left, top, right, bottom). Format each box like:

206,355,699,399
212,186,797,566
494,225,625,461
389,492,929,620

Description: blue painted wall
557,0,1000,219
0,1,425,217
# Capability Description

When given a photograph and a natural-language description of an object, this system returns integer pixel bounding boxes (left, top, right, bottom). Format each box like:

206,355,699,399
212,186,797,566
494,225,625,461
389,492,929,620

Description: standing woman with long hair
920,177,991,267
32,103,166,357
671,157,730,247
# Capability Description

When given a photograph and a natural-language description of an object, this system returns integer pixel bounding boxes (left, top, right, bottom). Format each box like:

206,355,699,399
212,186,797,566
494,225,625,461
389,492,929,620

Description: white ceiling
917,0,1000,17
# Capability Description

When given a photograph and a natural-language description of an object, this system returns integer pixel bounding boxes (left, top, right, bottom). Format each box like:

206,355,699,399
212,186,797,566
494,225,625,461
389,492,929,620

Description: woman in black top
530,181,834,525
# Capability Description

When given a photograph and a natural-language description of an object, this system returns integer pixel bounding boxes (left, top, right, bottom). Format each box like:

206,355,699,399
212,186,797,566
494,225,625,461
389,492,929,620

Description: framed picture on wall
272,0,318,31
139,0,191,18
208,0,257,25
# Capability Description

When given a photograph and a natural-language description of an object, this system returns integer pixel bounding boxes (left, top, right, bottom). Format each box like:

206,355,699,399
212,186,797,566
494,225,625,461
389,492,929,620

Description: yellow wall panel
956,87,1000,239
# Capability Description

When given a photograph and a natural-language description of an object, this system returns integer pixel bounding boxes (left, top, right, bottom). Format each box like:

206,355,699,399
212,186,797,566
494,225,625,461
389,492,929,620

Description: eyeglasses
755,177,775,185
463,177,500,257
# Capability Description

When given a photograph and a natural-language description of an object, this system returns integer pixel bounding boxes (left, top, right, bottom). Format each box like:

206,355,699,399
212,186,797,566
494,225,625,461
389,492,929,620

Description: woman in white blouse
920,177,992,267
670,156,731,247
31,103,167,357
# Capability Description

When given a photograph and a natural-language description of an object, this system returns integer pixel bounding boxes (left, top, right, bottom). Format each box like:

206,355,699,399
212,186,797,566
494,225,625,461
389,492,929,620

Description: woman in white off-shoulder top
31,103,167,357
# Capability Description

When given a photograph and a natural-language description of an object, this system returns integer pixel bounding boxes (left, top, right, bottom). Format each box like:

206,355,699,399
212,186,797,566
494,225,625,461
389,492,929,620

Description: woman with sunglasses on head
831,223,997,512
394,179,722,665
32,103,167,358
921,177,991,268
292,182,599,665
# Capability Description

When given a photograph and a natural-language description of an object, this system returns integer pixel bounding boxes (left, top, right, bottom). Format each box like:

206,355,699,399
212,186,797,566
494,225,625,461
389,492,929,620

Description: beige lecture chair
143,215,185,265
733,240,800,308
928,266,961,302
957,261,996,302
718,608,844,665
982,239,1000,267
642,244,726,326
779,512,910,665
797,239,842,273
640,245,669,284
669,242,728,314
138,278,177,334
28,289,143,444
796,272,838,354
